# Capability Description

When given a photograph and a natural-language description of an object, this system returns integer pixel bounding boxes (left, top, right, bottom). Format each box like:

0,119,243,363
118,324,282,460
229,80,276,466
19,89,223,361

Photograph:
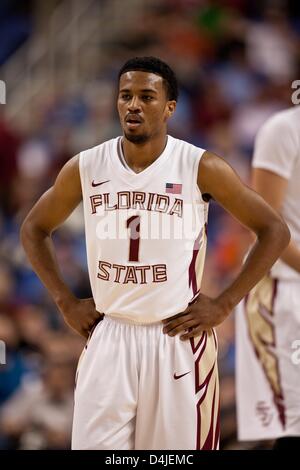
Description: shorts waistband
104,314,163,327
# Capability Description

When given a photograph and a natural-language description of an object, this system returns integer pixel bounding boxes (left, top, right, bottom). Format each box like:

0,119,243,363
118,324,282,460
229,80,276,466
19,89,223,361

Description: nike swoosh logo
92,179,110,187
173,371,191,380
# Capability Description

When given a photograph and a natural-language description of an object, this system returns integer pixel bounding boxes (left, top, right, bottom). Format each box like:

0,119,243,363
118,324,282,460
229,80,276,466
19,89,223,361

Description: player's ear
166,100,176,118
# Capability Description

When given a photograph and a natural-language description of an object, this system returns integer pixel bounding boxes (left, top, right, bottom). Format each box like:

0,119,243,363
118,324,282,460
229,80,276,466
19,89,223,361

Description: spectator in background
0,314,31,406
0,359,74,449
0,113,20,215
246,6,298,84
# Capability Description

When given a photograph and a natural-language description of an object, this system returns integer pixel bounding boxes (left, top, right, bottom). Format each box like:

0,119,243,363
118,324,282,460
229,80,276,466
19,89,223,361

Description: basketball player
236,106,300,450
20,57,290,450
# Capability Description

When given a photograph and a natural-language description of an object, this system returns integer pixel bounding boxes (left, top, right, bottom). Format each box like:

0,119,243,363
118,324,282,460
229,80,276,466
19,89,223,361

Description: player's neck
121,134,168,174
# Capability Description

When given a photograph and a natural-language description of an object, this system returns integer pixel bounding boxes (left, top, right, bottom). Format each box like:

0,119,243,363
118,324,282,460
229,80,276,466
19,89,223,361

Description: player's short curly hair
118,56,178,102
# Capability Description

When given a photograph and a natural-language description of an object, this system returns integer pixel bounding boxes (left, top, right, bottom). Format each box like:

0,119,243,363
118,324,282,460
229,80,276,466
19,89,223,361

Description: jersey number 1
126,215,140,262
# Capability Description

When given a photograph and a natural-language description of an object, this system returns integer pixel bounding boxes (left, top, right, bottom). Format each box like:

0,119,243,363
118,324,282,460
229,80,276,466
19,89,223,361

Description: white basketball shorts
72,315,219,450
236,275,300,440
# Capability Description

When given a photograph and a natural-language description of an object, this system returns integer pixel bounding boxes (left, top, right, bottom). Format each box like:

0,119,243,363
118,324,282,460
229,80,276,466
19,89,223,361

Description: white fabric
236,276,300,440
72,316,219,450
79,135,208,323
252,106,300,280
74,136,219,450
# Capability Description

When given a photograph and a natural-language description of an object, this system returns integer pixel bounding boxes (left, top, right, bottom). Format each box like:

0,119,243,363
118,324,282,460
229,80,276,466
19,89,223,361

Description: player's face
117,71,176,144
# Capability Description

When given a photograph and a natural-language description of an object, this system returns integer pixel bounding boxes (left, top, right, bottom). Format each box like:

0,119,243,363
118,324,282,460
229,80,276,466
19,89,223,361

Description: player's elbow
259,216,291,252
279,218,291,249
275,217,290,249
20,214,48,251
20,215,34,250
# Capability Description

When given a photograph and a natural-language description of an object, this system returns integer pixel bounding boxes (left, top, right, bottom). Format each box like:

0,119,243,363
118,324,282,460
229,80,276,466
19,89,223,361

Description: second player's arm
20,155,103,338
252,168,300,273
163,151,290,339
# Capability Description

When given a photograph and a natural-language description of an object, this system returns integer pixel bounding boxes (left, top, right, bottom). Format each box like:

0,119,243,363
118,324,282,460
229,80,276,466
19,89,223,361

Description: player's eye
121,94,131,100
142,95,153,101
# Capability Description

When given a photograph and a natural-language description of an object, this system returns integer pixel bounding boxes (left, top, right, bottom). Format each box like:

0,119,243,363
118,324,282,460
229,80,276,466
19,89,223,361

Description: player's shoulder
259,106,300,137
80,136,119,159
79,137,120,172
168,134,206,159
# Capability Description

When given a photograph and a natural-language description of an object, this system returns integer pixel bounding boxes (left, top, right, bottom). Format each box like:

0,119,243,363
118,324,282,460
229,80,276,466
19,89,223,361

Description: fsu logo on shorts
245,276,285,428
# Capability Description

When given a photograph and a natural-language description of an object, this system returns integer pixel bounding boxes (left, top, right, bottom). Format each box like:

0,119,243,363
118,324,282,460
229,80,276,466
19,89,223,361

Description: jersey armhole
78,151,87,199
193,148,208,204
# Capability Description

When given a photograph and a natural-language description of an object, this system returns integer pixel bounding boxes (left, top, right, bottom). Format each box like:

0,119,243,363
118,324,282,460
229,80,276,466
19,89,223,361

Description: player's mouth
125,114,143,129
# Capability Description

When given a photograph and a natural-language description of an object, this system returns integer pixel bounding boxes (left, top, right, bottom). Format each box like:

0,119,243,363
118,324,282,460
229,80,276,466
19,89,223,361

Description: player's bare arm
252,168,300,273
163,151,290,339
20,155,103,338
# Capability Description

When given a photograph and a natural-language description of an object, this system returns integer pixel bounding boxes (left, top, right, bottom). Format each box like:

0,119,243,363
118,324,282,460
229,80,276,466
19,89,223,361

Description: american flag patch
165,183,182,194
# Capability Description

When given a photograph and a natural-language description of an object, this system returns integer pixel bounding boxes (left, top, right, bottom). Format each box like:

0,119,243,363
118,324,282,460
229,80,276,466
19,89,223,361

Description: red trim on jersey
188,228,203,295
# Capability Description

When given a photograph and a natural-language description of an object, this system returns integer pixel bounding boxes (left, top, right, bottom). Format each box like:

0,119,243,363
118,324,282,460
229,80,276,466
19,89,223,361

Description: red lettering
132,191,146,210
97,260,111,280
169,198,183,218
135,265,151,284
103,193,117,211
90,195,102,214
124,266,138,284
152,264,167,282
112,264,126,283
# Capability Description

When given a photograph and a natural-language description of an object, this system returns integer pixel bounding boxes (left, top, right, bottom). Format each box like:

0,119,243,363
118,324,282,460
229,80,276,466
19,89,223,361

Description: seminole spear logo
244,276,285,428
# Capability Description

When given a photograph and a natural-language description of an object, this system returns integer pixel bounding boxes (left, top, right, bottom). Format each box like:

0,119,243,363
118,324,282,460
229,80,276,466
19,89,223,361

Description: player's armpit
22,154,82,235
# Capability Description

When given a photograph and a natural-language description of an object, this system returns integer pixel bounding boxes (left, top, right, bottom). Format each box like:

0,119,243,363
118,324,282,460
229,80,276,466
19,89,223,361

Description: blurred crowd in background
0,0,300,450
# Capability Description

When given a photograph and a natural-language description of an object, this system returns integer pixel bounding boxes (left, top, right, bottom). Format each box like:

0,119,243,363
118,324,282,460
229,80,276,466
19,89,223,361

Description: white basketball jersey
79,135,208,323
252,106,300,280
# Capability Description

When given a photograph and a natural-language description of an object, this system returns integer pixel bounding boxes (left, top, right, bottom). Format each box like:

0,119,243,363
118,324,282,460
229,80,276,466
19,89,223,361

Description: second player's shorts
72,315,219,450
236,275,300,440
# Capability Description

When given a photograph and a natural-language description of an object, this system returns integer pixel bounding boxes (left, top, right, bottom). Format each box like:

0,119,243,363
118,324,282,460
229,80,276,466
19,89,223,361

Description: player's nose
127,96,141,112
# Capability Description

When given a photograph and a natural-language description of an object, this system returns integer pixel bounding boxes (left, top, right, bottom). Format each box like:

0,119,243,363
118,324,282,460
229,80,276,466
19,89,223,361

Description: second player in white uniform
236,106,300,443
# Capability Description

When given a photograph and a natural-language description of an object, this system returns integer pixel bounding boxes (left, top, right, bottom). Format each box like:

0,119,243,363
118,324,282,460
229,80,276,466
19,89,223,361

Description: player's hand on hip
58,297,104,338
162,293,228,340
